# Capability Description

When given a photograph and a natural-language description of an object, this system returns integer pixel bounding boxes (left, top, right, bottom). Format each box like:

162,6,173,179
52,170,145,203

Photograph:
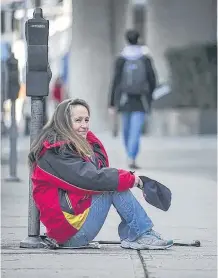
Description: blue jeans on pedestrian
63,190,153,247
122,112,146,160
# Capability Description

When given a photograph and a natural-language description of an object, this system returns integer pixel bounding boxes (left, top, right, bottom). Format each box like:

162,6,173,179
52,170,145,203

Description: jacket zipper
65,192,73,210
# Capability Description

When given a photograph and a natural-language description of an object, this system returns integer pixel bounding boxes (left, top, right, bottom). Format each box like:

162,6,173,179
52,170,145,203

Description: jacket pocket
58,189,74,214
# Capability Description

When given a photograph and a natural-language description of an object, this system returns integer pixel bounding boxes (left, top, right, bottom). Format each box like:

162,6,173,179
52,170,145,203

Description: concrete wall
146,0,217,83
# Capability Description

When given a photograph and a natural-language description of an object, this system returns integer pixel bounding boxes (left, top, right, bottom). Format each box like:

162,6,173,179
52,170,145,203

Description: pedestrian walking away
109,29,157,169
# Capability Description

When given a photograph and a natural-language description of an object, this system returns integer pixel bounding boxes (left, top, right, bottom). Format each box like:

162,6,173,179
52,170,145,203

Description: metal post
28,97,43,236
43,97,47,125
5,99,21,182
20,99,45,248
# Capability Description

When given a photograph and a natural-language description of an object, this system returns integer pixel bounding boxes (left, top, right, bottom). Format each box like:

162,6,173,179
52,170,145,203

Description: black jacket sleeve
144,56,157,100
109,57,125,107
38,148,135,193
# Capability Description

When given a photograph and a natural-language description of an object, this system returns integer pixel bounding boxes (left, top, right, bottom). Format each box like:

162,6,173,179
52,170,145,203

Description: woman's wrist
133,175,143,189
137,178,144,190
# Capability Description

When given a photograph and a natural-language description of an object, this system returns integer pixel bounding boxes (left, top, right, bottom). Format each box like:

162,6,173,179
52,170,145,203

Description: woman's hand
133,175,143,189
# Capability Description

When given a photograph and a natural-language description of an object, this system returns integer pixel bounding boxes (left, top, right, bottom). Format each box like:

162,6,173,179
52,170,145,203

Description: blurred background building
1,0,217,135
1,0,72,134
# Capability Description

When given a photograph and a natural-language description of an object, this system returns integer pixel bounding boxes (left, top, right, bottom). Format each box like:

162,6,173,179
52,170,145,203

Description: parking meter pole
27,97,44,237
43,97,47,125
20,7,51,249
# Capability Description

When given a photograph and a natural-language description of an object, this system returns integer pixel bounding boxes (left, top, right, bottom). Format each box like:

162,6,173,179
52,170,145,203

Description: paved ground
1,133,217,278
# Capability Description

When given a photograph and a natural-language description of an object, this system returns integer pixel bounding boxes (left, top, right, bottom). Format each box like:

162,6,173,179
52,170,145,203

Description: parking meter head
6,54,20,100
25,8,51,97
26,71,50,97
25,9,49,47
25,10,49,71
33,7,43,19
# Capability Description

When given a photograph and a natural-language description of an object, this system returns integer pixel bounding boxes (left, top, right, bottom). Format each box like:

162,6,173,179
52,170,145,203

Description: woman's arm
145,56,157,101
37,148,136,193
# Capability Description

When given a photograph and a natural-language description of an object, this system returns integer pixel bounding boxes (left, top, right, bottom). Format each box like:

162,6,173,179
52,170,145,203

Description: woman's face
71,105,90,138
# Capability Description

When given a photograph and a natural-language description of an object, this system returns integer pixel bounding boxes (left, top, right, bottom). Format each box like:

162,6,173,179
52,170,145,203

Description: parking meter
25,8,51,97
20,8,52,248
4,52,21,183
6,53,20,101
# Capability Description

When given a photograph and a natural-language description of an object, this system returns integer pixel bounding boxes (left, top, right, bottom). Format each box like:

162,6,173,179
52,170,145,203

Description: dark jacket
32,131,135,244
109,45,157,112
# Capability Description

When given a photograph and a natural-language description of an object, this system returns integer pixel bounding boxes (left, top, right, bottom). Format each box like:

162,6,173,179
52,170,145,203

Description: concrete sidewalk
1,133,217,277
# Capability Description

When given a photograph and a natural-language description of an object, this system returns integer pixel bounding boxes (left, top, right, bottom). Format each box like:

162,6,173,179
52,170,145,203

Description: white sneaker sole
121,241,174,250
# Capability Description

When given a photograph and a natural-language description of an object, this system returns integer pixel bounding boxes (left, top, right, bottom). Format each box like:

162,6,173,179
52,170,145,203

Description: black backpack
120,57,149,96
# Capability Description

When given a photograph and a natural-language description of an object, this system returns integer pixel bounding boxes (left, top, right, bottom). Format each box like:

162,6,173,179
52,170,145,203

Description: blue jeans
122,112,146,160
63,190,153,247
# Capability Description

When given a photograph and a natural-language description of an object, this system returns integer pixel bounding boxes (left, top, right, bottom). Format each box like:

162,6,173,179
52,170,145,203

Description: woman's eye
85,119,89,123
76,119,81,122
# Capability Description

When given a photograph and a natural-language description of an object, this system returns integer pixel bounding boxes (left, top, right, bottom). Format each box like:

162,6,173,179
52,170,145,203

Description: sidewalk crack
137,250,150,278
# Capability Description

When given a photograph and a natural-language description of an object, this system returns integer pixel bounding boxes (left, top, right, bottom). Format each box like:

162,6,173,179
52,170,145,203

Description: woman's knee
111,190,135,201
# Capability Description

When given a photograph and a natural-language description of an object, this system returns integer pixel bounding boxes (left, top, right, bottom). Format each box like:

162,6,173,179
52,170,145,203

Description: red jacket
32,131,135,244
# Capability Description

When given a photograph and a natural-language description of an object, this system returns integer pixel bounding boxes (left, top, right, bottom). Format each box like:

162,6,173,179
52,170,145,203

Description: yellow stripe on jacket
63,208,90,230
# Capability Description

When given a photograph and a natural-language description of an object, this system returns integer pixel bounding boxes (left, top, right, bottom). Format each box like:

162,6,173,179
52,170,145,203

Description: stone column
68,0,112,132
110,0,133,57
68,0,133,132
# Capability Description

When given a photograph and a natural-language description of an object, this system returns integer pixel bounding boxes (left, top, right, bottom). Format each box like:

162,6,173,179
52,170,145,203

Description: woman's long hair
28,98,94,168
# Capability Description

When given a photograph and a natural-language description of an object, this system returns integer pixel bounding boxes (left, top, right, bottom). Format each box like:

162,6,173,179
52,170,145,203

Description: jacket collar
42,131,101,149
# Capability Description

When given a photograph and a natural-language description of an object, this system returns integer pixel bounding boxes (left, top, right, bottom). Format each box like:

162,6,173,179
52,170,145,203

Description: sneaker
121,229,173,250
128,159,141,170
129,163,141,170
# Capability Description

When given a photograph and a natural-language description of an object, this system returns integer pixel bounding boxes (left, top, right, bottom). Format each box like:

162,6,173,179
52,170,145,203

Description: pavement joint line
137,250,150,278
2,248,138,256
2,251,127,255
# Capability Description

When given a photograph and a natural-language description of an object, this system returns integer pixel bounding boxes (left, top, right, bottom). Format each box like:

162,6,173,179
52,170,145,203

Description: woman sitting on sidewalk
28,98,173,250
